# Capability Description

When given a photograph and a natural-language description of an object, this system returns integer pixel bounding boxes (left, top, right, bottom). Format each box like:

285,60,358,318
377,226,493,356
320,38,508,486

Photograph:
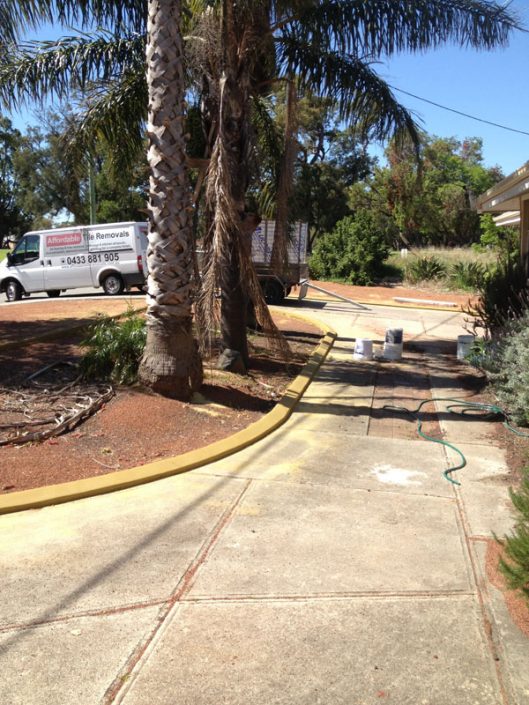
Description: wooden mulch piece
0,362,113,446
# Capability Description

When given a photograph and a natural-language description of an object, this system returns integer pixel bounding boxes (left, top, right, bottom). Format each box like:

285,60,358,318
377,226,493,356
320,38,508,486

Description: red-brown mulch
486,539,529,638
0,304,322,493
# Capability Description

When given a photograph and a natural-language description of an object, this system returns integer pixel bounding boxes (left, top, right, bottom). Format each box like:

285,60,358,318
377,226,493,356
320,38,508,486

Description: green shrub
475,214,518,256
468,255,529,337
465,338,496,370
309,211,389,285
404,255,447,284
449,261,487,291
487,311,529,426
80,309,146,385
499,468,529,605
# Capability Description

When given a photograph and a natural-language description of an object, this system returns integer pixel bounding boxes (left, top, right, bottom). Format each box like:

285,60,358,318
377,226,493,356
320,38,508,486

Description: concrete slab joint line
103,479,253,705
0,312,337,514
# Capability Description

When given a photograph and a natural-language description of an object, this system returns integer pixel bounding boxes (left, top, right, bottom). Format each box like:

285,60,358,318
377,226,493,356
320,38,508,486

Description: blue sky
377,0,529,176
7,2,529,177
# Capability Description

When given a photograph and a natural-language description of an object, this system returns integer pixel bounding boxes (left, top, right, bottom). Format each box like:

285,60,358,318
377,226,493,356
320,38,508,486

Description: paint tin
385,328,403,344
383,342,403,361
353,338,373,360
457,335,475,361
383,328,403,360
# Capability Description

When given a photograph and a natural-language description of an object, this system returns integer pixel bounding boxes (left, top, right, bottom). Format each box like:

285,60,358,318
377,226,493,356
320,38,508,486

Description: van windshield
11,235,40,265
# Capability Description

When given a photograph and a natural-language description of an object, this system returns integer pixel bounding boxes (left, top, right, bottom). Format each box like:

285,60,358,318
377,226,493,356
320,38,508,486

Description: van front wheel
102,274,124,296
46,290,61,298
5,280,22,302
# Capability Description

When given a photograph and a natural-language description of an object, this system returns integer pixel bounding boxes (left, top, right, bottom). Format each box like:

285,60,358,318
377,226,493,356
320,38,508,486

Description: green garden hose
383,398,529,485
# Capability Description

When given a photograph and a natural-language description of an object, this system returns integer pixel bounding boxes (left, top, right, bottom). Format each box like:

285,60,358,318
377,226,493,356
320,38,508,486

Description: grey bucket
385,328,403,344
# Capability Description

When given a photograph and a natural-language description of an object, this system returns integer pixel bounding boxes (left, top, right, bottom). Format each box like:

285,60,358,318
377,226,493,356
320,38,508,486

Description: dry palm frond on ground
0,362,113,446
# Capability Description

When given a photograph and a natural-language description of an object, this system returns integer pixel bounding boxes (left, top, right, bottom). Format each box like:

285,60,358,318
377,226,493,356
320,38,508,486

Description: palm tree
138,0,202,398
193,0,520,367
0,0,202,399
0,0,521,373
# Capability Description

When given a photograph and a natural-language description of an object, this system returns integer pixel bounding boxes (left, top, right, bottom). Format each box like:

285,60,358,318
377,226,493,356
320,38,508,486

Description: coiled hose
383,398,529,485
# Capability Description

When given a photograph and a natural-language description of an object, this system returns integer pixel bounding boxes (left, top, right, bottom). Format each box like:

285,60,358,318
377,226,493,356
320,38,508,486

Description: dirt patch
0,309,322,493
486,539,529,638
0,295,145,347
307,279,476,311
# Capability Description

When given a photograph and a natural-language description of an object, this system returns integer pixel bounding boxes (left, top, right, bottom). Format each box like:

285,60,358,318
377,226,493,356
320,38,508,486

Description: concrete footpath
1,299,528,705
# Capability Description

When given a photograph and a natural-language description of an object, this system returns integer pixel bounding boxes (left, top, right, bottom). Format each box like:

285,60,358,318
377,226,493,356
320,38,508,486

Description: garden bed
0,305,322,493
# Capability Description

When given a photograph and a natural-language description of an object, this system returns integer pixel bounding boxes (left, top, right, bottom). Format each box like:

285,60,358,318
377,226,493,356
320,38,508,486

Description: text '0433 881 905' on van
0,222,149,301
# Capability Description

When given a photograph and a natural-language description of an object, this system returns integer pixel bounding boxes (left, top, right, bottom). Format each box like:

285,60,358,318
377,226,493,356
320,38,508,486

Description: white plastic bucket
354,338,373,360
383,342,403,361
457,335,475,361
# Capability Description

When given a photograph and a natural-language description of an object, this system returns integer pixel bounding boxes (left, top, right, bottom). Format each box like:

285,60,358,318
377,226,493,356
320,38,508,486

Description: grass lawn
386,246,495,276
384,246,496,291
0,249,8,262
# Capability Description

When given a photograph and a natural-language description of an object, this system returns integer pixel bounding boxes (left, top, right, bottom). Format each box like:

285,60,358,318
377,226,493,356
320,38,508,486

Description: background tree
91,141,148,224
10,110,149,228
13,111,89,225
0,115,31,241
353,134,505,248
309,210,390,285
291,114,375,245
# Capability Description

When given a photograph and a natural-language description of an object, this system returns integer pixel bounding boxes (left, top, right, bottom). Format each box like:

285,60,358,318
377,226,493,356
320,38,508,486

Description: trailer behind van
252,220,309,304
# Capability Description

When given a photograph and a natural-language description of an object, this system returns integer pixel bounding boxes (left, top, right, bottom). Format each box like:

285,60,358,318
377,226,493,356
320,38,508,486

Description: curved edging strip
0,314,337,515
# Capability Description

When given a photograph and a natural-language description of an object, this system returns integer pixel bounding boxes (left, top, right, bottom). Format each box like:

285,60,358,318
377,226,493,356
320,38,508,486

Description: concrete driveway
0,299,527,705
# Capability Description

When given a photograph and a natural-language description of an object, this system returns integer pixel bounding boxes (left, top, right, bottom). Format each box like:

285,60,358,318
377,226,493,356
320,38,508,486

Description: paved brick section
0,300,528,705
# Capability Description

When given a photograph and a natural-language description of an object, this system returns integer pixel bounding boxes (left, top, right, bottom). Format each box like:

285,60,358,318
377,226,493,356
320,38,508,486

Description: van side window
10,235,40,265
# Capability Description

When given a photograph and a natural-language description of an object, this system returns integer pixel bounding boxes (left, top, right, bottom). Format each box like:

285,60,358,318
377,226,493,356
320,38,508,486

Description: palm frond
278,40,422,148
251,93,283,181
198,77,239,353
0,0,146,44
0,32,145,110
284,0,520,56
66,70,148,173
256,180,278,219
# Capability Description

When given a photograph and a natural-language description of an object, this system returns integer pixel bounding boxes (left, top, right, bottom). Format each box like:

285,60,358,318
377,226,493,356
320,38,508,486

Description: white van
0,221,149,302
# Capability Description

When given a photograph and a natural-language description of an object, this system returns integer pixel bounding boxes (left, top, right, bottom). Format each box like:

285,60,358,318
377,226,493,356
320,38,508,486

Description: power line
392,86,529,137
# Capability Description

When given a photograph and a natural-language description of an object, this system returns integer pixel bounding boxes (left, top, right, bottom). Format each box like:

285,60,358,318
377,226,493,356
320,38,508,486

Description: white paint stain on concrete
371,464,427,486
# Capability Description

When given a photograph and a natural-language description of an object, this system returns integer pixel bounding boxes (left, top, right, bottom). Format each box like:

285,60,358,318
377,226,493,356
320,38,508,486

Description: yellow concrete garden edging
0,312,337,515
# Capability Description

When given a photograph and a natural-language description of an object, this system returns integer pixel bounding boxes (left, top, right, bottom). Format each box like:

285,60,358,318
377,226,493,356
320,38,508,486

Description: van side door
7,234,45,292
43,230,93,291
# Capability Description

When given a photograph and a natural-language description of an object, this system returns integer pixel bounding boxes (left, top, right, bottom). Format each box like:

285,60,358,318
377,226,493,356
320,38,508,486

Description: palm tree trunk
271,78,298,275
138,0,203,399
220,241,249,364
198,1,290,371
208,69,252,369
